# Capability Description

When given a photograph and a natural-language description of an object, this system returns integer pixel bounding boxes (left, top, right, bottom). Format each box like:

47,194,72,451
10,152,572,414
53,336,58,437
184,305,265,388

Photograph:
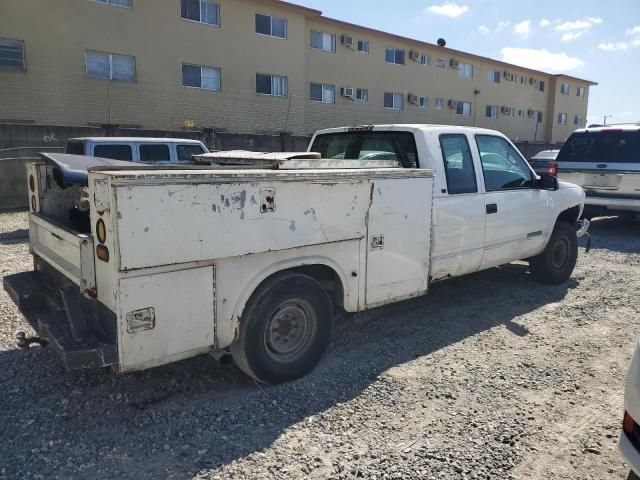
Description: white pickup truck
4,124,588,384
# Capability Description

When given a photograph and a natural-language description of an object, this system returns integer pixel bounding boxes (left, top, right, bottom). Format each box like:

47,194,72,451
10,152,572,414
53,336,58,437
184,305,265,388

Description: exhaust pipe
210,349,233,365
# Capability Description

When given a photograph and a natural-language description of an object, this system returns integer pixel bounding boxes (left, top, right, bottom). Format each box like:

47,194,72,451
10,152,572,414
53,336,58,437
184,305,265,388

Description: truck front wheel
529,221,578,285
230,272,333,384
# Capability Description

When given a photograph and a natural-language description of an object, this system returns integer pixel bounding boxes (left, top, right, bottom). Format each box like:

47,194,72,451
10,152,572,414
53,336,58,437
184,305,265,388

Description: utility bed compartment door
117,266,215,372
29,214,96,294
365,176,433,308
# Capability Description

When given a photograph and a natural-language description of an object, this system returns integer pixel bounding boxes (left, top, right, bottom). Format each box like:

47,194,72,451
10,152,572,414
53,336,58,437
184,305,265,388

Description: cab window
177,144,205,162
139,144,171,162
475,135,533,190
438,134,477,194
93,144,133,161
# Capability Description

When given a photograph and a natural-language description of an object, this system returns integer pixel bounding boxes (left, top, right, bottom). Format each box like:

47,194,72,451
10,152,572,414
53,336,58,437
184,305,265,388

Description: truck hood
39,153,134,188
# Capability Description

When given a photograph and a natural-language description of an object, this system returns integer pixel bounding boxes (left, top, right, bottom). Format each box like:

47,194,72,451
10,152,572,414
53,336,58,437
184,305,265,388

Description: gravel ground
1,211,639,480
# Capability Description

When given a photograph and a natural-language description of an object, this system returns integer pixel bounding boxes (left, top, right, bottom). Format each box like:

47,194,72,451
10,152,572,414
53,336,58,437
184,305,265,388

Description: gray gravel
1,211,639,479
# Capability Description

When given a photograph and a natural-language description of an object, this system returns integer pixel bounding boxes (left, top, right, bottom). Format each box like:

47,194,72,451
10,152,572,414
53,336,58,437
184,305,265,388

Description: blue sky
294,0,640,125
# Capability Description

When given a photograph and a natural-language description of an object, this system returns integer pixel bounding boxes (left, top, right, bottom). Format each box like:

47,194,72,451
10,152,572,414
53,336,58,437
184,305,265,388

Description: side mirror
537,174,559,191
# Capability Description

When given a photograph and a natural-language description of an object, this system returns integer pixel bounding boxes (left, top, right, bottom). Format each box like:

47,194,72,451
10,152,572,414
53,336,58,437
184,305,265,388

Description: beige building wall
0,0,595,142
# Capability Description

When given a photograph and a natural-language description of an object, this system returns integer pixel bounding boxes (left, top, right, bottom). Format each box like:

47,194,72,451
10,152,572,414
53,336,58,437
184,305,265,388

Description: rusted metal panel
117,266,215,372
113,179,372,271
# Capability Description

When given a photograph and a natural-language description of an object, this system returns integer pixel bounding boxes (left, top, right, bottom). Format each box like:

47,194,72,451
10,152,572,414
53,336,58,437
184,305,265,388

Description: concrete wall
0,158,34,211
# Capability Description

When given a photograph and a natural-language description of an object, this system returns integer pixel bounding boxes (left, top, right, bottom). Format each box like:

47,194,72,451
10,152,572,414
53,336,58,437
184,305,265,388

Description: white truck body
5,124,588,382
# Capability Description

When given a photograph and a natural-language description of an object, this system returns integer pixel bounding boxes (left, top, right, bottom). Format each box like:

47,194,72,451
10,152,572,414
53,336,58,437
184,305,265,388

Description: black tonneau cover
40,153,135,187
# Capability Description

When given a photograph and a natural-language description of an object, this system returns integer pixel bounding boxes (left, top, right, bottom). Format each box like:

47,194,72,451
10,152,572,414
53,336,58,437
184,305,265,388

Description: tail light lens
547,162,557,177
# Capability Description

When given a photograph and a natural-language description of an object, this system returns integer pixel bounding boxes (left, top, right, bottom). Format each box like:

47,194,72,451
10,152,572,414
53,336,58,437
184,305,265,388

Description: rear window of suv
557,130,640,163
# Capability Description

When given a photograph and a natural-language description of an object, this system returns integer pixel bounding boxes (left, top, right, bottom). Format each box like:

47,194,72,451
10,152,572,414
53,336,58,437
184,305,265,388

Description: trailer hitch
16,331,48,349
576,219,591,253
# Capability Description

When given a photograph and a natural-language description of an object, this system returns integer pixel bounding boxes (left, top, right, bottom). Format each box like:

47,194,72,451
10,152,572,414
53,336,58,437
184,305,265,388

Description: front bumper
3,269,117,369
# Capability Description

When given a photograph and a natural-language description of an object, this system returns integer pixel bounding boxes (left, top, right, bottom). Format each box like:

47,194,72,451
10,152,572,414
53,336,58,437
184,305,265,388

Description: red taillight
548,162,557,177
624,411,636,434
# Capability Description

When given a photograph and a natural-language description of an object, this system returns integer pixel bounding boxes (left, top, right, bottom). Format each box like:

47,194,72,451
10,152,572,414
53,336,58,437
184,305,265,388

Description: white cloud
514,20,531,38
425,2,469,17
478,25,490,34
633,38,640,47
627,26,640,35
561,31,585,41
496,21,511,31
598,42,629,51
555,17,602,31
500,47,584,72
539,19,551,27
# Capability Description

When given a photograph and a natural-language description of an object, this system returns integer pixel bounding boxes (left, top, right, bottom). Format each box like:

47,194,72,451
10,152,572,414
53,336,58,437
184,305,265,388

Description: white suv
557,125,640,218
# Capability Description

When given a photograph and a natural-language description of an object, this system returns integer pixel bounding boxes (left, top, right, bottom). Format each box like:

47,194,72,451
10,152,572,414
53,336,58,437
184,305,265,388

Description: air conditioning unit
529,78,536,85
341,35,353,47
408,93,419,105
409,50,420,62
340,86,354,98
527,109,535,117
448,99,458,109
501,106,509,114
450,59,460,68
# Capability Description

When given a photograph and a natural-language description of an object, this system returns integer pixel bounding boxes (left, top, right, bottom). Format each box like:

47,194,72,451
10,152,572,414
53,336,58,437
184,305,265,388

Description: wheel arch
229,257,349,343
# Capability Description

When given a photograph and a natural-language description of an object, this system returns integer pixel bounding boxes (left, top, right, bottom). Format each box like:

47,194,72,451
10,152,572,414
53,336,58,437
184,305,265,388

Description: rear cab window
177,144,206,162
139,144,171,162
438,134,477,194
557,130,640,164
93,144,133,161
310,131,419,168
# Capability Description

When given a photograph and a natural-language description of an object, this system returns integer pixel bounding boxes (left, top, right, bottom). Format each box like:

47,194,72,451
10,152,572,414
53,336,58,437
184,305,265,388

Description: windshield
310,131,419,167
557,130,640,163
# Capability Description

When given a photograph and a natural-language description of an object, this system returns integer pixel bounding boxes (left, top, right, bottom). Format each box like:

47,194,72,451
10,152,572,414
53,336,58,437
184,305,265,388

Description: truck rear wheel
529,221,578,285
230,272,333,384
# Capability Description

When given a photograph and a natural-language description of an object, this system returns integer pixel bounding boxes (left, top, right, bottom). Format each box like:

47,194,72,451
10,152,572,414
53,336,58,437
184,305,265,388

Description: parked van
557,125,640,218
64,137,209,164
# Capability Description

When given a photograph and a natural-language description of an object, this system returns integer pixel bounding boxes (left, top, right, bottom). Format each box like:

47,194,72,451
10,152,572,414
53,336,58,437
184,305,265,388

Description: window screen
439,134,477,194
0,38,25,70
94,144,133,161
139,144,170,162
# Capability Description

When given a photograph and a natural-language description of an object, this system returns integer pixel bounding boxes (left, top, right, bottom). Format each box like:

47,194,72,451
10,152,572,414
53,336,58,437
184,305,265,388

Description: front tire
230,272,333,384
529,221,578,285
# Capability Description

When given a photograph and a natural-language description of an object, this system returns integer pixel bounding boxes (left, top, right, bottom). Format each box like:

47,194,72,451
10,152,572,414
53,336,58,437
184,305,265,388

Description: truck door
430,133,486,280
473,134,551,269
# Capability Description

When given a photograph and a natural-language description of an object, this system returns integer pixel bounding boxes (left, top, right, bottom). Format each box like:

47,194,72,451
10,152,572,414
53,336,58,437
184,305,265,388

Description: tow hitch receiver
576,219,591,253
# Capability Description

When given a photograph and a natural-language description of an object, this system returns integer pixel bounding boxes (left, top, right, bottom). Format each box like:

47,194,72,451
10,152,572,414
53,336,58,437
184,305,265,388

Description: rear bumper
585,195,640,213
3,269,117,369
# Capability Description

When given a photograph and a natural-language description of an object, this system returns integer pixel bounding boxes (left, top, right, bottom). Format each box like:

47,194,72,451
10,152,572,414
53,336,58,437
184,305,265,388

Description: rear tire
230,272,333,384
529,221,578,285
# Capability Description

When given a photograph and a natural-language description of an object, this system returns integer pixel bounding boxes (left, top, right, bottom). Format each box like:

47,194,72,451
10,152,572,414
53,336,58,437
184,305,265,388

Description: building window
384,92,404,110
0,38,25,70
181,0,219,25
485,105,498,118
94,0,132,8
458,63,473,79
488,70,500,83
436,58,445,68
435,98,444,109
357,40,369,53
256,73,287,96
86,51,135,81
520,76,526,85
310,82,335,103
576,86,585,97
456,101,471,116
385,48,405,65
310,31,335,52
356,88,368,102
182,64,220,90
538,80,545,92
419,96,428,108
558,113,567,125
516,108,524,118
420,53,430,65
256,13,286,39
574,114,583,126
560,83,570,95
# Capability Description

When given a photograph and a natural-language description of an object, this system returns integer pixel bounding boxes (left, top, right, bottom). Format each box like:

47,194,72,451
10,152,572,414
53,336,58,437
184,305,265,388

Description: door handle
486,203,498,214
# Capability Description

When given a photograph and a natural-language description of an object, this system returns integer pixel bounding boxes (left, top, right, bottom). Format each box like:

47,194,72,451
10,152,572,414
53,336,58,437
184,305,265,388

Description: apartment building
0,0,596,143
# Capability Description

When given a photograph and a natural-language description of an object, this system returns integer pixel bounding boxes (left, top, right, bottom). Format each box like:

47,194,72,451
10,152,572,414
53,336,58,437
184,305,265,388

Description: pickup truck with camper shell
4,124,589,384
